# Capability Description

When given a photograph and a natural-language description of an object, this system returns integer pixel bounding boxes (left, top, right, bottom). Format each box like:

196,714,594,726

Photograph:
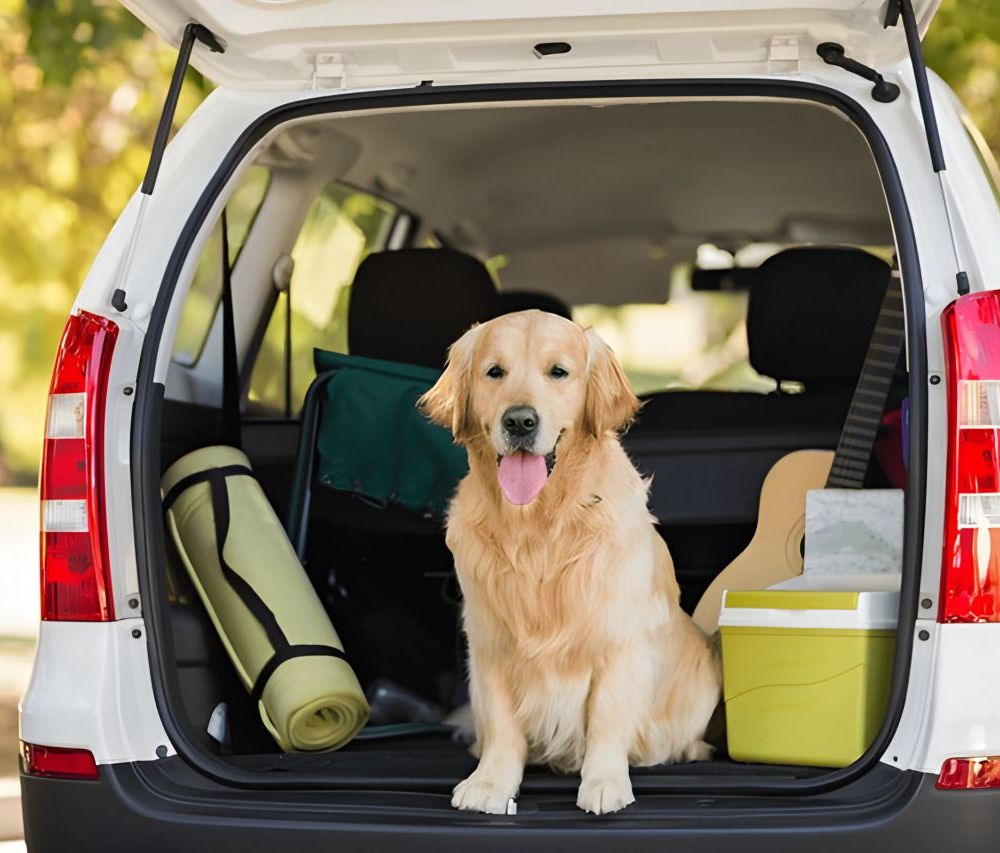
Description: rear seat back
348,247,499,369
625,247,893,527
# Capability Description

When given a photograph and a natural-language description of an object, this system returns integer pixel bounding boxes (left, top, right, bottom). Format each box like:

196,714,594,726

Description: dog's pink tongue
497,454,548,505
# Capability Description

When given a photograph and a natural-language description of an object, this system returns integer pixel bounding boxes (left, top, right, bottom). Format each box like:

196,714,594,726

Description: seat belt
825,269,906,489
220,209,242,449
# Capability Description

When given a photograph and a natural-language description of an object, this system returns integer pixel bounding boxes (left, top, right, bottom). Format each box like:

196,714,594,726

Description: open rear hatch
119,0,939,88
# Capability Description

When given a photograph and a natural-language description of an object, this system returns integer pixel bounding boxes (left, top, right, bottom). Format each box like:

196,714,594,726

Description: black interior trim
131,78,926,799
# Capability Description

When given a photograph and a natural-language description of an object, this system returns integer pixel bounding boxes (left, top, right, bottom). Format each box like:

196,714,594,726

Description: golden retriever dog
419,310,721,815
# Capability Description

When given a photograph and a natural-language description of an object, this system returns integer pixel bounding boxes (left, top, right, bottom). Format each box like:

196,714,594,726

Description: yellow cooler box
718,574,898,768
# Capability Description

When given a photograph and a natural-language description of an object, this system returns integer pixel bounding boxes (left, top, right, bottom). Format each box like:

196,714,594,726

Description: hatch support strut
885,0,969,296
142,23,224,196
111,23,224,312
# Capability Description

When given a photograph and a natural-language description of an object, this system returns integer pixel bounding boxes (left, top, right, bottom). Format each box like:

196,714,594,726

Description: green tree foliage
924,0,1000,155
0,0,208,482
24,0,145,85
0,1,997,483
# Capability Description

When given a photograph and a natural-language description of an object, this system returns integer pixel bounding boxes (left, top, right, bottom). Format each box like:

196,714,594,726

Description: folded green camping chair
162,446,369,752
286,350,468,554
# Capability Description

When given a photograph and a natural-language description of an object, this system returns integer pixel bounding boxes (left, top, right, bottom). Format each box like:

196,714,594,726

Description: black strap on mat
250,644,348,706
162,465,253,512
220,210,242,449
825,270,906,489
164,465,348,706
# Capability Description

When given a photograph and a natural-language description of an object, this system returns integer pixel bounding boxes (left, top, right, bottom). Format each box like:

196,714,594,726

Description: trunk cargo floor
224,733,825,792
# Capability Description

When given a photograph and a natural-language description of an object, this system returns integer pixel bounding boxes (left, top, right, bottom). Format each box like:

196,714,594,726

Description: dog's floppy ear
418,324,483,442
582,327,639,437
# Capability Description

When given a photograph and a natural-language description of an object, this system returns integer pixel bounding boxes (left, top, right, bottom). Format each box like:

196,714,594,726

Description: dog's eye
549,365,569,379
486,365,506,379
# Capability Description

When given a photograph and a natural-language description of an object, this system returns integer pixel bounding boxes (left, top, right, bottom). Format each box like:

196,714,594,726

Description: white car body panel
909,625,1000,774
19,621,172,762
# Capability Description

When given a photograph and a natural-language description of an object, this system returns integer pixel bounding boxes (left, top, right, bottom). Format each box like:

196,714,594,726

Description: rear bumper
20,760,1000,852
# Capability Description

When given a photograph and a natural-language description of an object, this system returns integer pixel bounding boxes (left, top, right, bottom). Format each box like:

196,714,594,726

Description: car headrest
495,290,573,320
348,248,499,369
747,247,892,388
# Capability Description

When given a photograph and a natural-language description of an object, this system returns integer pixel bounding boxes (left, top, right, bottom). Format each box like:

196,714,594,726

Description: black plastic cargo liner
220,733,824,792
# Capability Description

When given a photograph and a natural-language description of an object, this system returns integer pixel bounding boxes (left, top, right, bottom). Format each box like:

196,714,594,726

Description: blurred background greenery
0,0,998,485
0,0,208,483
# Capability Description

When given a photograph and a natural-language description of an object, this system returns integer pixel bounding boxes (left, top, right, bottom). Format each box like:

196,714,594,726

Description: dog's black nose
502,406,539,438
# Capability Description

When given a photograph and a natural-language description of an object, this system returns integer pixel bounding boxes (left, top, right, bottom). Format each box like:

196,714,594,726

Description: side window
246,183,397,417
171,166,271,366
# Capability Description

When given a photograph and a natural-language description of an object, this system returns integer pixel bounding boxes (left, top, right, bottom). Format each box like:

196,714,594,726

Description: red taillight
39,311,118,622
940,290,1000,622
20,742,99,780
937,757,1000,789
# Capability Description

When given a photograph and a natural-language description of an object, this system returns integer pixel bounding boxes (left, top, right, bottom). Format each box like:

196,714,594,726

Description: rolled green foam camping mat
162,445,368,752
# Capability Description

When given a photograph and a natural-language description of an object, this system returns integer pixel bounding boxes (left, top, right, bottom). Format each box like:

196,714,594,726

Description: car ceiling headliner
280,98,891,305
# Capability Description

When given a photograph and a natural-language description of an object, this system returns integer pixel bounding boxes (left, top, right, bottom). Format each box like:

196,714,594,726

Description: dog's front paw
577,776,635,815
452,773,517,814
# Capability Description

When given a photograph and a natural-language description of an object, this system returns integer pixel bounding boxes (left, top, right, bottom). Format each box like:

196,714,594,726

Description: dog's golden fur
420,310,720,815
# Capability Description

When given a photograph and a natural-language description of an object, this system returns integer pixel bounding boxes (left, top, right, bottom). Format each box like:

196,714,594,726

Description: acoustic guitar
692,449,833,633
692,270,905,635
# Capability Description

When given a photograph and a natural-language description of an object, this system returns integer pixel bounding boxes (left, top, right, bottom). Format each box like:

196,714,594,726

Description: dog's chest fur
448,496,662,770
451,494,650,654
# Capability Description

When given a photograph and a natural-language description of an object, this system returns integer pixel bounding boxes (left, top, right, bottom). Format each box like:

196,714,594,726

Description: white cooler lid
719,573,900,631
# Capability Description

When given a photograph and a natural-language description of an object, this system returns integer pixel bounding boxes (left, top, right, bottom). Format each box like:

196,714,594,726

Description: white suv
18,0,1000,850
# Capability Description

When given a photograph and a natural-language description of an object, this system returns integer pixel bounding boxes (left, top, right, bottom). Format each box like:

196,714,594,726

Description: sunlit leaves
925,0,1000,157
24,0,145,86
0,0,208,480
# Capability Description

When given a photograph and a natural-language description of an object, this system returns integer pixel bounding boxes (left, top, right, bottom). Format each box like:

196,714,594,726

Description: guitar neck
825,271,905,490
